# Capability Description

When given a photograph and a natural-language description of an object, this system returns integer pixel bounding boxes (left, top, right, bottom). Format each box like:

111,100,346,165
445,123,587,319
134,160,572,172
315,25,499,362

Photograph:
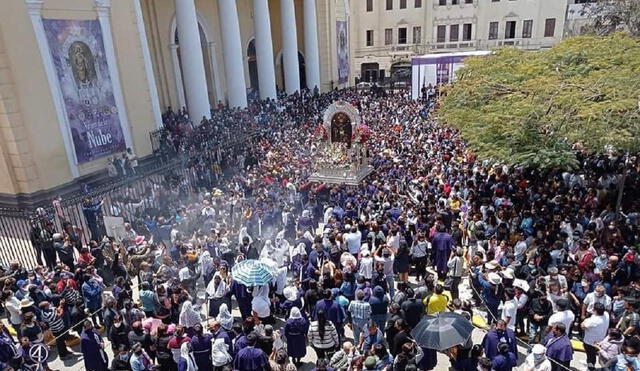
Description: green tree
579,0,640,37
439,33,640,170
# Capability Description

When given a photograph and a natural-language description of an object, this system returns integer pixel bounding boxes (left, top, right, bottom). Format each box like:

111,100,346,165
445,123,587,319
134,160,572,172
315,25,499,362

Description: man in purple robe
544,322,573,371
230,280,252,319
431,224,454,279
190,324,213,371
234,333,271,371
210,320,233,357
80,320,109,371
481,320,517,360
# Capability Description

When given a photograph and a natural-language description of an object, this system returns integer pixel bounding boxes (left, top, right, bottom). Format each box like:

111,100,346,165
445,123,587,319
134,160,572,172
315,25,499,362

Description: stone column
207,42,224,104
218,0,248,108
175,0,211,121
280,0,300,93
252,0,277,100
133,0,163,129
303,0,320,91
169,44,186,109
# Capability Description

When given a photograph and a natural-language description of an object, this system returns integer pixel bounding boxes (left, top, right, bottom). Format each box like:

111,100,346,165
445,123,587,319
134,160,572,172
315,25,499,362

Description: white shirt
344,231,362,254
583,292,612,314
582,312,610,345
5,297,22,324
359,256,374,279
501,299,518,330
548,310,575,333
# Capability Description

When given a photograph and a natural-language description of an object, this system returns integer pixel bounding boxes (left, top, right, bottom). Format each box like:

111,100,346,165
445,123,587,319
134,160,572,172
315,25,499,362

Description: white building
351,0,570,85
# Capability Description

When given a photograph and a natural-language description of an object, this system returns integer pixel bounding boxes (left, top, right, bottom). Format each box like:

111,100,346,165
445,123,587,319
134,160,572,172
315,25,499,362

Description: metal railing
0,129,260,269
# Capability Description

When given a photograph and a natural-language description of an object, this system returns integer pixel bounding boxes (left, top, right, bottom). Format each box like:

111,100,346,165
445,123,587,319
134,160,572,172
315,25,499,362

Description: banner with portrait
42,19,126,163
336,20,349,84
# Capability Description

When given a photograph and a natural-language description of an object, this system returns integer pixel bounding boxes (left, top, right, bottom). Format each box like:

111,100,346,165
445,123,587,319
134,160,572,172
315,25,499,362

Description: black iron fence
0,129,260,268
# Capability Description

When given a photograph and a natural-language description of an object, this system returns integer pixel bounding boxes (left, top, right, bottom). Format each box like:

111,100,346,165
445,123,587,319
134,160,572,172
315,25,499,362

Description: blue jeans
352,319,367,343
385,275,395,298
528,321,544,344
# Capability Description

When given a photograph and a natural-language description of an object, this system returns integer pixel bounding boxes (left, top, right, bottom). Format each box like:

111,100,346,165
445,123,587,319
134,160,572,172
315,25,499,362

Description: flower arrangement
314,124,328,141
314,143,351,169
352,123,371,144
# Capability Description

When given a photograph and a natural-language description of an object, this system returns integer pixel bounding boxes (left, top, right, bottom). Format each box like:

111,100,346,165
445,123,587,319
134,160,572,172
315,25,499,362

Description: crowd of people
4,86,640,371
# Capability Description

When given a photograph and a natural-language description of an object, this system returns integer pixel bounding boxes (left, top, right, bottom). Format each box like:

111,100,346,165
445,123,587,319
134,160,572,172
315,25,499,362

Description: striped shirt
62,288,81,305
307,321,339,350
41,308,65,334
348,300,371,324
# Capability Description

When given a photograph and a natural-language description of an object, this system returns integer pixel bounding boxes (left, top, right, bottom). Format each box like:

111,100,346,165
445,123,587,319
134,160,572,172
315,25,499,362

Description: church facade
0,0,349,203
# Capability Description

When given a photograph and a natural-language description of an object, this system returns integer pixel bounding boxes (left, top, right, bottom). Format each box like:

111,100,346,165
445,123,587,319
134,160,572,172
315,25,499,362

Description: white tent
411,50,491,99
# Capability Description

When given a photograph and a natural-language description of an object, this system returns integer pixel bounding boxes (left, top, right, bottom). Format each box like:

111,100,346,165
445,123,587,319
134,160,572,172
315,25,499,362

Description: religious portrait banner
42,19,126,163
336,20,349,84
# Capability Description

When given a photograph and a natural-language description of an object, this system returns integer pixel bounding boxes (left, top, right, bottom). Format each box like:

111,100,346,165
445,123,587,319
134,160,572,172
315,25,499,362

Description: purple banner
42,19,126,163
336,20,349,84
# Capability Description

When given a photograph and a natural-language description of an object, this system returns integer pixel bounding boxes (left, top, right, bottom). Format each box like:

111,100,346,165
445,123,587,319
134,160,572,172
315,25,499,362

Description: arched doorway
276,52,306,92
247,39,259,91
173,19,216,106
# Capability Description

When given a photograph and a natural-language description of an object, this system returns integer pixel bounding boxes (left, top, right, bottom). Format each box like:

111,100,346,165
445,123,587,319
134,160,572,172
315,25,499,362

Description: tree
579,0,640,37
439,33,640,170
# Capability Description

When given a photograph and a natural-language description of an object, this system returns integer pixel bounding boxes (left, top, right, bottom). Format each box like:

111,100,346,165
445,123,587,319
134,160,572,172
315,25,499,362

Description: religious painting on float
336,20,349,84
42,19,126,163
330,112,352,148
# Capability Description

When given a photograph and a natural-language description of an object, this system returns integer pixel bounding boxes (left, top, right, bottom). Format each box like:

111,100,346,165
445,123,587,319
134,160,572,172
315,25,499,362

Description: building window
505,21,516,39
385,28,393,45
463,23,472,40
400,0,407,8
522,19,533,38
366,30,374,46
413,26,422,44
488,22,499,40
398,27,407,44
415,0,422,7
544,18,556,37
439,0,447,5
450,24,459,41
465,0,473,3
492,0,499,2
436,25,446,43
452,0,459,4
386,0,393,10
366,0,373,12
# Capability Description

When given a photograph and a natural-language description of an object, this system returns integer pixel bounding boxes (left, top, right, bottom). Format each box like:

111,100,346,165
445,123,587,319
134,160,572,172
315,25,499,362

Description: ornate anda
309,101,373,185
321,100,362,131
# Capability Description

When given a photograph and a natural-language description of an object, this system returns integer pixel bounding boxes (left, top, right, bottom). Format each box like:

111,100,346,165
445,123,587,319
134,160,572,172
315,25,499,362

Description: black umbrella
410,312,474,351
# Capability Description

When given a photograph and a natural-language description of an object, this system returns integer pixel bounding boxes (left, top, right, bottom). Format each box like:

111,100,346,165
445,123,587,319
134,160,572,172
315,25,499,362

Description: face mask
533,353,544,361
114,322,122,328
596,293,604,298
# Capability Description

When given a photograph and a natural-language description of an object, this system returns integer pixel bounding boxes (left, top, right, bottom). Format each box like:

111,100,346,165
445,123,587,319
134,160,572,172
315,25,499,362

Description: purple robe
284,317,309,358
231,280,252,319
234,346,269,371
191,333,213,371
314,299,344,326
80,329,109,371
432,232,454,274
213,328,233,357
481,329,517,360
544,334,573,362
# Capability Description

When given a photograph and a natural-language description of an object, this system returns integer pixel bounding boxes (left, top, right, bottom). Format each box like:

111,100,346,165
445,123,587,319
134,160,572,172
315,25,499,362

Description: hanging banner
336,20,349,84
42,19,126,163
